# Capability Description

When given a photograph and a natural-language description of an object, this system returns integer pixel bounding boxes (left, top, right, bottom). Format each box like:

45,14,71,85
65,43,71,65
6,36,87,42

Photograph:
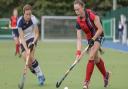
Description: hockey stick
56,45,89,88
18,49,30,89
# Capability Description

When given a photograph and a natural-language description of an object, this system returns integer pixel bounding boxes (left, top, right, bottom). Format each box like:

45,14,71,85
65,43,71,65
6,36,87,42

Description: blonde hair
74,0,85,7
23,4,32,13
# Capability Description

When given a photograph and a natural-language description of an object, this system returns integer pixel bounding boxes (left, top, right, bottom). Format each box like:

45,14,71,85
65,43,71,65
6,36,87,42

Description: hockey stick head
18,84,24,89
56,81,62,88
18,49,30,89
18,74,26,89
56,46,89,88
56,60,79,88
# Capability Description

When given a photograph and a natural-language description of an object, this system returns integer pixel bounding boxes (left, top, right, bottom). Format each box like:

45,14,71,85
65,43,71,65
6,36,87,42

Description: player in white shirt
17,4,45,85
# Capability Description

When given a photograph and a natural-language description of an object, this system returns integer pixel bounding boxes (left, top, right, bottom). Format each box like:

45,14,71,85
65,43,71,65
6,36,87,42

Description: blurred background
0,0,128,50
0,0,128,89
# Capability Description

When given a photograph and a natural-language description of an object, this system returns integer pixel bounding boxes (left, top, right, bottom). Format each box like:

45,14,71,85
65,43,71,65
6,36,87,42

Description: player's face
74,4,84,17
24,10,32,22
13,9,18,17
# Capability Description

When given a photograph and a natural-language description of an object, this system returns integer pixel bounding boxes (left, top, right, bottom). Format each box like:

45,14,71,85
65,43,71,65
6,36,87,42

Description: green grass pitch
0,40,128,89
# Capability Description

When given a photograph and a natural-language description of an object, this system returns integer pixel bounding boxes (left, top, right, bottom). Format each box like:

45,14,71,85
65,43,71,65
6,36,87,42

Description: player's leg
83,42,100,89
94,39,111,88
20,43,36,76
13,29,20,56
15,38,20,55
12,30,17,55
20,38,45,85
95,56,110,88
15,29,21,56
30,46,45,85
27,38,45,85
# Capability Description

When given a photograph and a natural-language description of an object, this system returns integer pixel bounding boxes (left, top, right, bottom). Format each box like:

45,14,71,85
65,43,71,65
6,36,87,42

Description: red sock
16,43,20,54
85,60,95,81
96,58,106,79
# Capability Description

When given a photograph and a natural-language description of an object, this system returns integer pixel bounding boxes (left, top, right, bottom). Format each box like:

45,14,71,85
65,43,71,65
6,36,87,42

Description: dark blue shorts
88,36,104,45
12,29,19,37
20,38,34,53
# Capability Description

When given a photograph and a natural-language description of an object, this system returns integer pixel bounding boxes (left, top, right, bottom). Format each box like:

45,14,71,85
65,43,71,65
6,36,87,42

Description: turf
0,40,128,89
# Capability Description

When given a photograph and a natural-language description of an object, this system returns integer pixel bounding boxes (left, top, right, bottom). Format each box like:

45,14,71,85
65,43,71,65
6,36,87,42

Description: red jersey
76,9,98,40
11,16,17,28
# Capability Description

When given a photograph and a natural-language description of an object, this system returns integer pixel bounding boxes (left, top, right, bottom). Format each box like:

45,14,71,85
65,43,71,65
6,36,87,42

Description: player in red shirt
74,0,110,89
10,8,20,56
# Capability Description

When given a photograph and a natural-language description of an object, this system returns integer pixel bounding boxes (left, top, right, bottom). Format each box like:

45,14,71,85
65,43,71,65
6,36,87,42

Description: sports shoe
38,75,45,85
83,81,89,89
104,71,111,88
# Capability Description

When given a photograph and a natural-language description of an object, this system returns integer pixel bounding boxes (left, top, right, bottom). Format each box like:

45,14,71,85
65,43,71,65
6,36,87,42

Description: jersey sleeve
76,22,81,30
31,15,39,25
17,16,23,28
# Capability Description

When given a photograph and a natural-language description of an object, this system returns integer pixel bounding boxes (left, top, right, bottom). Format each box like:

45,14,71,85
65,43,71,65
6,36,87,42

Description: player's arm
18,28,28,51
77,30,82,51
92,15,103,40
32,15,39,44
76,22,82,57
33,25,39,44
26,25,39,51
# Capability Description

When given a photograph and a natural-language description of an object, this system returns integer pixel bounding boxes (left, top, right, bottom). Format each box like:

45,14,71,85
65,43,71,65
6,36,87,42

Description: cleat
83,81,89,89
104,71,111,88
38,75,45,85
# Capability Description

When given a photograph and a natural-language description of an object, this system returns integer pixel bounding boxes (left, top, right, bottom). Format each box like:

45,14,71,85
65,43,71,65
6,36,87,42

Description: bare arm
18,28,28,51
33,25,39,43
93,16,103,40
77,30,82,51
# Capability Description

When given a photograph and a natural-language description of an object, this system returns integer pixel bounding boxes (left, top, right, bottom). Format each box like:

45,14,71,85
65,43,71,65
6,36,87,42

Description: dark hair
74,0,85,7
23,4,32,13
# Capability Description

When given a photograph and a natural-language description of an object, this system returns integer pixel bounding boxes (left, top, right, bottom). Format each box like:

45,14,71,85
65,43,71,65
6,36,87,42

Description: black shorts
88,36,104,45
12,29,19,37
20,38,34,53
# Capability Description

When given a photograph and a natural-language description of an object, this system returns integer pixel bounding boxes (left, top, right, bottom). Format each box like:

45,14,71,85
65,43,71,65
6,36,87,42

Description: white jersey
17,15,39,41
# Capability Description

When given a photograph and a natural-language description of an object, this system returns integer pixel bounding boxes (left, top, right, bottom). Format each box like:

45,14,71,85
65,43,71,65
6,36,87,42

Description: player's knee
30,53,34,58
28,57,33,67
89,55,95,60
94,57,100,63
89,49,98,59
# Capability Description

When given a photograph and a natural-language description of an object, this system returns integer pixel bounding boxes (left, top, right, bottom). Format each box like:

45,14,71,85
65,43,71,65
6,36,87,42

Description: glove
88,38,95,48
76,50,81,57
28,42,35,51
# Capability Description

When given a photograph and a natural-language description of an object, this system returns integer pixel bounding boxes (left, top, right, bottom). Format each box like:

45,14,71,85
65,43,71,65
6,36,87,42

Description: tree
0,0,128,18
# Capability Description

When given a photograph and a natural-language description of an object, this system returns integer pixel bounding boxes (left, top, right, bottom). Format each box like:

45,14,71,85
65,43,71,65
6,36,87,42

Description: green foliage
0,0,75,17
0,0,128,18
